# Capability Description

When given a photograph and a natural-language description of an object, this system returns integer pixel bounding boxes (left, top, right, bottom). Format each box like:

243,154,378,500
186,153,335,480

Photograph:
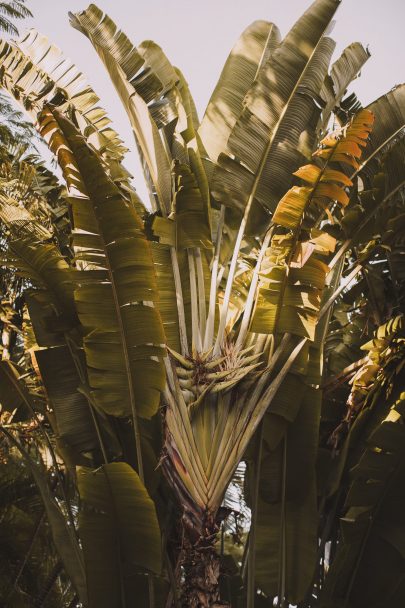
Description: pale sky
16,0,405,203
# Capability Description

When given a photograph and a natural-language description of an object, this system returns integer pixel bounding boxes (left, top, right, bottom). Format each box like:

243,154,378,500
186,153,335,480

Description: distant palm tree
0,92,36,152
0,1,31,36
0,3,35,151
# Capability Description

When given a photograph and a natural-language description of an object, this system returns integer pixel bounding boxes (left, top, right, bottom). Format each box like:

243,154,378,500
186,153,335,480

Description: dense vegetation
0,1,404,606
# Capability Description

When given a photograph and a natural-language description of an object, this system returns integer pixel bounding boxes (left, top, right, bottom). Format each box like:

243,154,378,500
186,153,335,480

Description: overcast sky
18,0,405,203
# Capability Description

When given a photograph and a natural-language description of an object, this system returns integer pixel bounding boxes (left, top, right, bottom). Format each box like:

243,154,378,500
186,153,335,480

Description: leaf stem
188,248,202,352
208,338,306,509
195,247,207,340
170,246,189,355
318,264,362,319
236,227,273,350
204,206,225,351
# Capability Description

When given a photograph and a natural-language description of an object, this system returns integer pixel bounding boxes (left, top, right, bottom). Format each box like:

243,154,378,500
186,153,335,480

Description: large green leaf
318,41,370,132
211,0,340,234
39,106,166,420
358,84,405,185
342,137,405,248
255,482,318,604
0,33,144,216
321,400,405,608
1,430,87,603
69,5,208,209
70,4,217,362
70,3,173,214
0,360,35,418
0,233,76,335
18,29,128,160
34,345,120,466
172,160,212,250
70,4,177,100
78,462,161,608
0,194,79,346
253,385,321,604
198,20,280,175
149,240,181,352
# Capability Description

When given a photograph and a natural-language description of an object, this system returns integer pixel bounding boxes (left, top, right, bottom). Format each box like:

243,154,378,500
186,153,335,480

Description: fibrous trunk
162,455,229,607
179,512,229,608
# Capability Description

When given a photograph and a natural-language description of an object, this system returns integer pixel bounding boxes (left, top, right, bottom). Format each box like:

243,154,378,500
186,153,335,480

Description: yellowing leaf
152,216,175,246
314,182,350,206
319,134,338,147
289,257,329,290
330,152,360,170
273,186,312,229
290,242,316,268
334,140,362,159
321,169,353,187
309,229,336,254
293,164,322,184
313,147,333,160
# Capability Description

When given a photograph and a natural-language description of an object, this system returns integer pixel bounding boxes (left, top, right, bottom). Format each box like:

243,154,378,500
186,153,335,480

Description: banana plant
0,1,404,606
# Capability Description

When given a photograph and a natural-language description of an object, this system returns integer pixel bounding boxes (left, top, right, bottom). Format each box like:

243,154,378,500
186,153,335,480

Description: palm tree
0,1,31,36
0,0,404,606
0,1,35,158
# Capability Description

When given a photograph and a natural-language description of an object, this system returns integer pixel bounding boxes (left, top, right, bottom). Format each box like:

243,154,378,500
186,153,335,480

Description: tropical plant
0,1,404,607
0,0,31,36
0,1,35,153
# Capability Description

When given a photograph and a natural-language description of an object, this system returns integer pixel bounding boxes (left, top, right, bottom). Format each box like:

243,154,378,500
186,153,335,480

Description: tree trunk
179,512,229,608
162,429,229,606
